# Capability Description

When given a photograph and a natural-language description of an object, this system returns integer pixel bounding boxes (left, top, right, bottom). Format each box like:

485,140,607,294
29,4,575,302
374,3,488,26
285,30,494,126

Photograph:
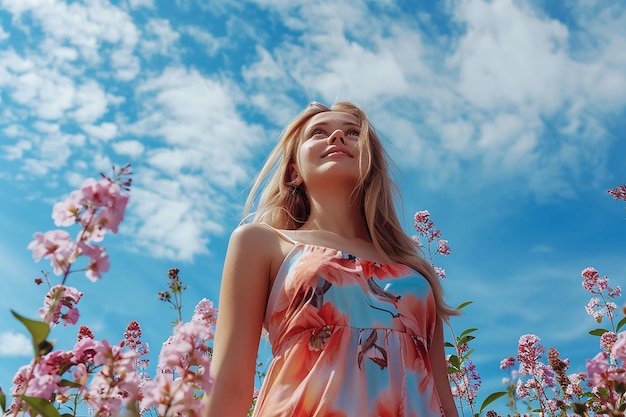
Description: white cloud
129,0,155,8
0,331,31,357
449,0,571,114
122,67,265,260
71,80,110,125
0,25,9,42
183,25,225,56
239,0,626,197
82,122,118,141
112,140,145,158
141,18,180,56
2,0,141,76
2,139,32,161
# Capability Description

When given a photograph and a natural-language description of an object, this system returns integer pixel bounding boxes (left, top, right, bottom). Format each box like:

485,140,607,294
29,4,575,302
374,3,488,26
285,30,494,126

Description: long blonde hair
244,101,458,320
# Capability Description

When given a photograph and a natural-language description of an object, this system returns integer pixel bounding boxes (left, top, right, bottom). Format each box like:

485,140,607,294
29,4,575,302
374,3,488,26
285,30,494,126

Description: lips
322,146,353,158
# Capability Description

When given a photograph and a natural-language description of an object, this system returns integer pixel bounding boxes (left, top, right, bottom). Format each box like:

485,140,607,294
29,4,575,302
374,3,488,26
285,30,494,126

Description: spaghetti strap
260,222,299,245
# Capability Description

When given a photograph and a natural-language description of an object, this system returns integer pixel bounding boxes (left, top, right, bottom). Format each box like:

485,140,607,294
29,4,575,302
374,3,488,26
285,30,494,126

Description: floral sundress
251,230,445,417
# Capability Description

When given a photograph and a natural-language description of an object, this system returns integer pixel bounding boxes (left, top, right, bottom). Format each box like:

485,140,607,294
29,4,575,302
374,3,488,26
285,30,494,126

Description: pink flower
436,239,451,256
28,230,77,276
434,266,446,279
582,267,609,294
73,336,99,364
585,297,600,315
79,177,129,234
500,356,516,370
39,350,73,376
414,210,431,223
586,351,610,386
607,184,626,201
611,332,626,362
77,242,110,281
192,298,218,326
517,334,545,376
84,339,139,414
600,331,617,352
38,285,84,326
52,190,84,227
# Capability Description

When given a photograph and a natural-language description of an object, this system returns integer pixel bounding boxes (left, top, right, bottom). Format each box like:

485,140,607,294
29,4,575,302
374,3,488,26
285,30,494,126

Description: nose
327,129,346,145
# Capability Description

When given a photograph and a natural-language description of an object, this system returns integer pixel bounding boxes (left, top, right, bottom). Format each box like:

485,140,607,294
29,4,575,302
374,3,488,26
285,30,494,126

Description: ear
289,163,302,186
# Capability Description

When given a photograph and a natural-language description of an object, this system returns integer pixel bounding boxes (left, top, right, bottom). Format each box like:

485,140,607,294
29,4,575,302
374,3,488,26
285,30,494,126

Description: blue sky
0,0,625,414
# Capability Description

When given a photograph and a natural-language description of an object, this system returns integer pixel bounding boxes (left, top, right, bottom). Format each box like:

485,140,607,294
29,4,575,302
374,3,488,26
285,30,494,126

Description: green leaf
0,388,6,413
457,335,476,345
456,300,473,310
59,379,83,389
11,310,51,357
20,396,63,417
479,391,507,414
459,328,478,338
448,354,460,369
617,316,626,332
444,341,455,348
588,328,609,337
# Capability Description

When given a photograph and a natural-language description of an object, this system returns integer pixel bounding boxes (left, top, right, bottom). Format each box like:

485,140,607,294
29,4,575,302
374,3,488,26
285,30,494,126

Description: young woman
203,102,459,416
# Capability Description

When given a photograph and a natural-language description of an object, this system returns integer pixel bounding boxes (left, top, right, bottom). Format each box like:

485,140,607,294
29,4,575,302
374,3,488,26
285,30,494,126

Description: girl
203,101,459,416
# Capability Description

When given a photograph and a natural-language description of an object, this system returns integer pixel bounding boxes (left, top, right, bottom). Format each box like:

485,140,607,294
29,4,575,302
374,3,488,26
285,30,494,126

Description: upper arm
209,223,277,390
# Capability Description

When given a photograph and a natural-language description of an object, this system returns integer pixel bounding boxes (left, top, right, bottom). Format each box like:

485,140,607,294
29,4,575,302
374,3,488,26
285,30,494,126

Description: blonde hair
244,101,458,320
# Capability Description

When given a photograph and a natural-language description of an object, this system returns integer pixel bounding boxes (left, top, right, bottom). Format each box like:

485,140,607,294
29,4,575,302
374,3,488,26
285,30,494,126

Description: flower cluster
495,266,625,416
29,164,131,285
582,267,621,329
447,343,482,403
412,210,451,279
607,184,626,202
583,332,626,413
497,337,589,416
8,324,140,416
138,299,216,416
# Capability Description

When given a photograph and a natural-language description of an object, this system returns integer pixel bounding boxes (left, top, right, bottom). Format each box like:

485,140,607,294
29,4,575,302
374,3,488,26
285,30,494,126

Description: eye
347,129,360,137
310,128,326,137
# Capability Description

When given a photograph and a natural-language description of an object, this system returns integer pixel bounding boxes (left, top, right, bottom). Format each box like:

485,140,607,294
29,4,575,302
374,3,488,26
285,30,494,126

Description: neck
300,184,369,240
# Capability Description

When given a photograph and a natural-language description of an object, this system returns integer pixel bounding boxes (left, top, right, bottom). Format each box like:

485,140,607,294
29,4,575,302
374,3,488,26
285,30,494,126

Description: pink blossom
607,184,626,201
611,332,626,362
585,297,600,315
600,332,617,352
52,190,84,227
84,339,140,414
436,239,451,256
78,242,110,281
566,372,586,397
414,210,431,223
73,336,100,364
79,177,129,234
28,230,77,276
38,285,84,326
500,356,516,370
586,351,610,387
38,350,73,375
517,334,545,376
192,298,218,326
582,267,609,294
140,373,205,416
434,267,446,279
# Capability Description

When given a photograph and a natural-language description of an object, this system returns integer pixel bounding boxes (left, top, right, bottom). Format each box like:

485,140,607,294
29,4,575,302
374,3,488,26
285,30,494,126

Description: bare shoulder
227,223,280,260
227,223,291,280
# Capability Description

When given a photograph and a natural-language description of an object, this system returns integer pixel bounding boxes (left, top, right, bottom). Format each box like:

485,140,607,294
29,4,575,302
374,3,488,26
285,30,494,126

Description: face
290,111,366,187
